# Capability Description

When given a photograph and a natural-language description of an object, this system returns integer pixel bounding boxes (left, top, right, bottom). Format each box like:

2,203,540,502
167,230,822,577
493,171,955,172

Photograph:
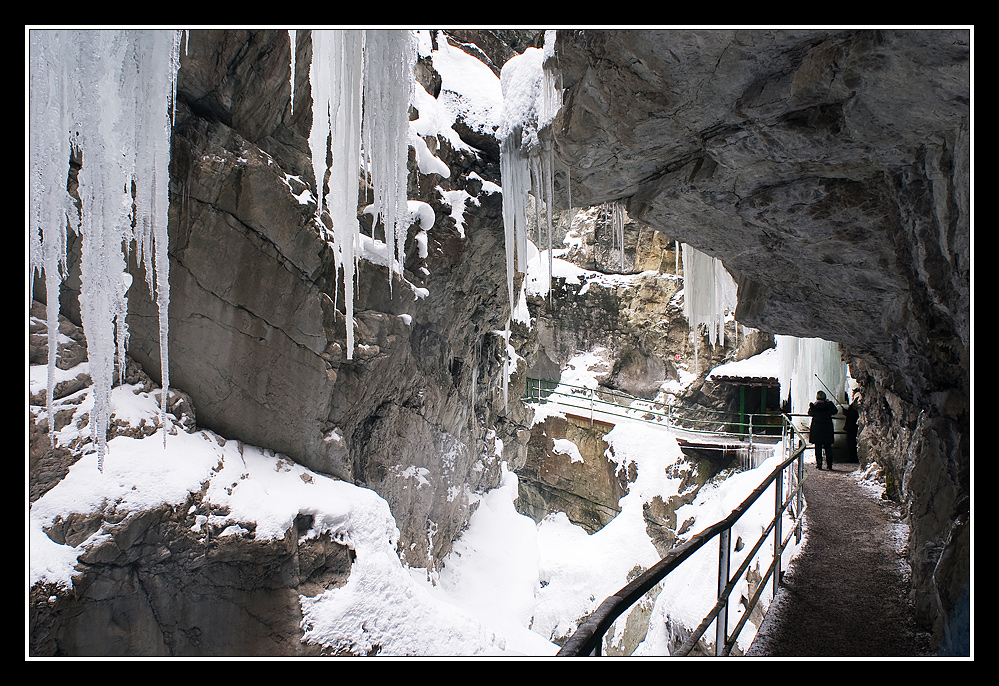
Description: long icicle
29,30,180,470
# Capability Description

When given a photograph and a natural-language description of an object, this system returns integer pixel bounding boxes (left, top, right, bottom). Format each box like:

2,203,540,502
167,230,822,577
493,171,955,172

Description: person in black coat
808,390,838,470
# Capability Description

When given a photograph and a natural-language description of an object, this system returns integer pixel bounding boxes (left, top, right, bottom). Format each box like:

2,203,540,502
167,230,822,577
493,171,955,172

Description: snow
420,30,503,140
635,449,799,656
522,239,672,300
552,438,584,463
29,310,801,657
708,347,779,381
26,373,543,655
437,186,476,238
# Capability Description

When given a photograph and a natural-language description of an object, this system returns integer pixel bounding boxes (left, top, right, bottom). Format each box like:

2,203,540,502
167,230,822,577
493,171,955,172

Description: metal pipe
715,528,731,655
775,465,783,599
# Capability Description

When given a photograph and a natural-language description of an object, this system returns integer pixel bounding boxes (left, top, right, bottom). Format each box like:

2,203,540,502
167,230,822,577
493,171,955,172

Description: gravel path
746,463,933,657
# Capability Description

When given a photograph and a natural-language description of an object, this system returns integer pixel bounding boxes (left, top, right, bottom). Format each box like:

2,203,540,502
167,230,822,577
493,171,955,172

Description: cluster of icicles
307,29,416,358
497,31,563,406
29,29,182,471
28,28,416,471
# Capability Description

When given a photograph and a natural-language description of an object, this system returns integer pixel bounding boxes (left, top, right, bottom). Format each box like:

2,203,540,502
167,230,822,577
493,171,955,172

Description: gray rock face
121,29,529,572
518,415,631,533
561,205,679,275
30,500,352,656
547,28,970,653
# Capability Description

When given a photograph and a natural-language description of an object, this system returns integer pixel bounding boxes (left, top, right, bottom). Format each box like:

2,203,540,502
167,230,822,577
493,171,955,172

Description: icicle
310,29,363,359
308,30,332,217
288,30,296,116
498,30,561,319
546,160,554,307
29,30,180,470
612,200,626,272
499,131,531,314
332,30,364,359
29,30,75,447
530,155,542,247
501,319,511,410
130,30,182,445
362,29,416,281
566,162,571,213
310,30,416,359
681,242,739,374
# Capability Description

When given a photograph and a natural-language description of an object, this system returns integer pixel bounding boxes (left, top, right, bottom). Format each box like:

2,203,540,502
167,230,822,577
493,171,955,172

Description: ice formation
363,30,416,286
309,29,417,358
288,30,296,115
776,335,847,416
609,201,626,271
28,29,182,470
681,243,739,368
498,30,561,403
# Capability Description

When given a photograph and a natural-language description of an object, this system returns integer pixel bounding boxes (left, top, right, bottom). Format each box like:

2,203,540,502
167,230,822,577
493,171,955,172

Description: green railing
523,377,784,444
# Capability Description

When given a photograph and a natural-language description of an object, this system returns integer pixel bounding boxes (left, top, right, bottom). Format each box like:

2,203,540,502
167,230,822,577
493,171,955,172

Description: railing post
795,446,804,544
715,527,730,656
774,465,783,598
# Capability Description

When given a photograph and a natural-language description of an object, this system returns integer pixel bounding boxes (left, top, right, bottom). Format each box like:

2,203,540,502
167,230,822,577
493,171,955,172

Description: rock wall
30,501,352,656
29,304,351,656
518,414,630,533
120,29,531,572
546,28,970,653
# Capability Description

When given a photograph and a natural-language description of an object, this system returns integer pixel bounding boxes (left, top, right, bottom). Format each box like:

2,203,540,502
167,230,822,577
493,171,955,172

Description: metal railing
523,377,784,445
555,416,809,656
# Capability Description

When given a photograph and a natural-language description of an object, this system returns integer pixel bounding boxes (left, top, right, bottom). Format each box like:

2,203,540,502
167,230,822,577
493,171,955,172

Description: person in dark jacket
808,390,838,470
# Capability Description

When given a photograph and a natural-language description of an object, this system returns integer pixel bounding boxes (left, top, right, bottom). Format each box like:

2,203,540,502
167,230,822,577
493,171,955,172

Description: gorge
27,28,970,657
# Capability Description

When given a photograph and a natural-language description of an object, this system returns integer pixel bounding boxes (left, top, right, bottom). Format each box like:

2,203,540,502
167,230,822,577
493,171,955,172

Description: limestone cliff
30,27,969,657
545,28,970,653
120,29,531,572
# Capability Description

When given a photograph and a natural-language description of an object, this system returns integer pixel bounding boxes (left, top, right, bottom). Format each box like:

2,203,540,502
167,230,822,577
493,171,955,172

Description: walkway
747,462,932,657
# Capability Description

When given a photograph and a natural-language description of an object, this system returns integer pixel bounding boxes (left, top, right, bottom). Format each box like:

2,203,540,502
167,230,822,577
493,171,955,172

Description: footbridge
524,378,790,470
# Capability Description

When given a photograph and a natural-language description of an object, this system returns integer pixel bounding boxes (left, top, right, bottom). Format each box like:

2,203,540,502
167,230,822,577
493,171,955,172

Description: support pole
715,528,731,655
775,467,783,598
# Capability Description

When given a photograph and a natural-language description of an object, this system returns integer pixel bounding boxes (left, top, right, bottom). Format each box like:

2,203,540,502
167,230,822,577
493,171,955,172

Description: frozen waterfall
308,29,416,358
681,243,739,369
28,29,182,470
497,30,561,406
776,335,848,416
